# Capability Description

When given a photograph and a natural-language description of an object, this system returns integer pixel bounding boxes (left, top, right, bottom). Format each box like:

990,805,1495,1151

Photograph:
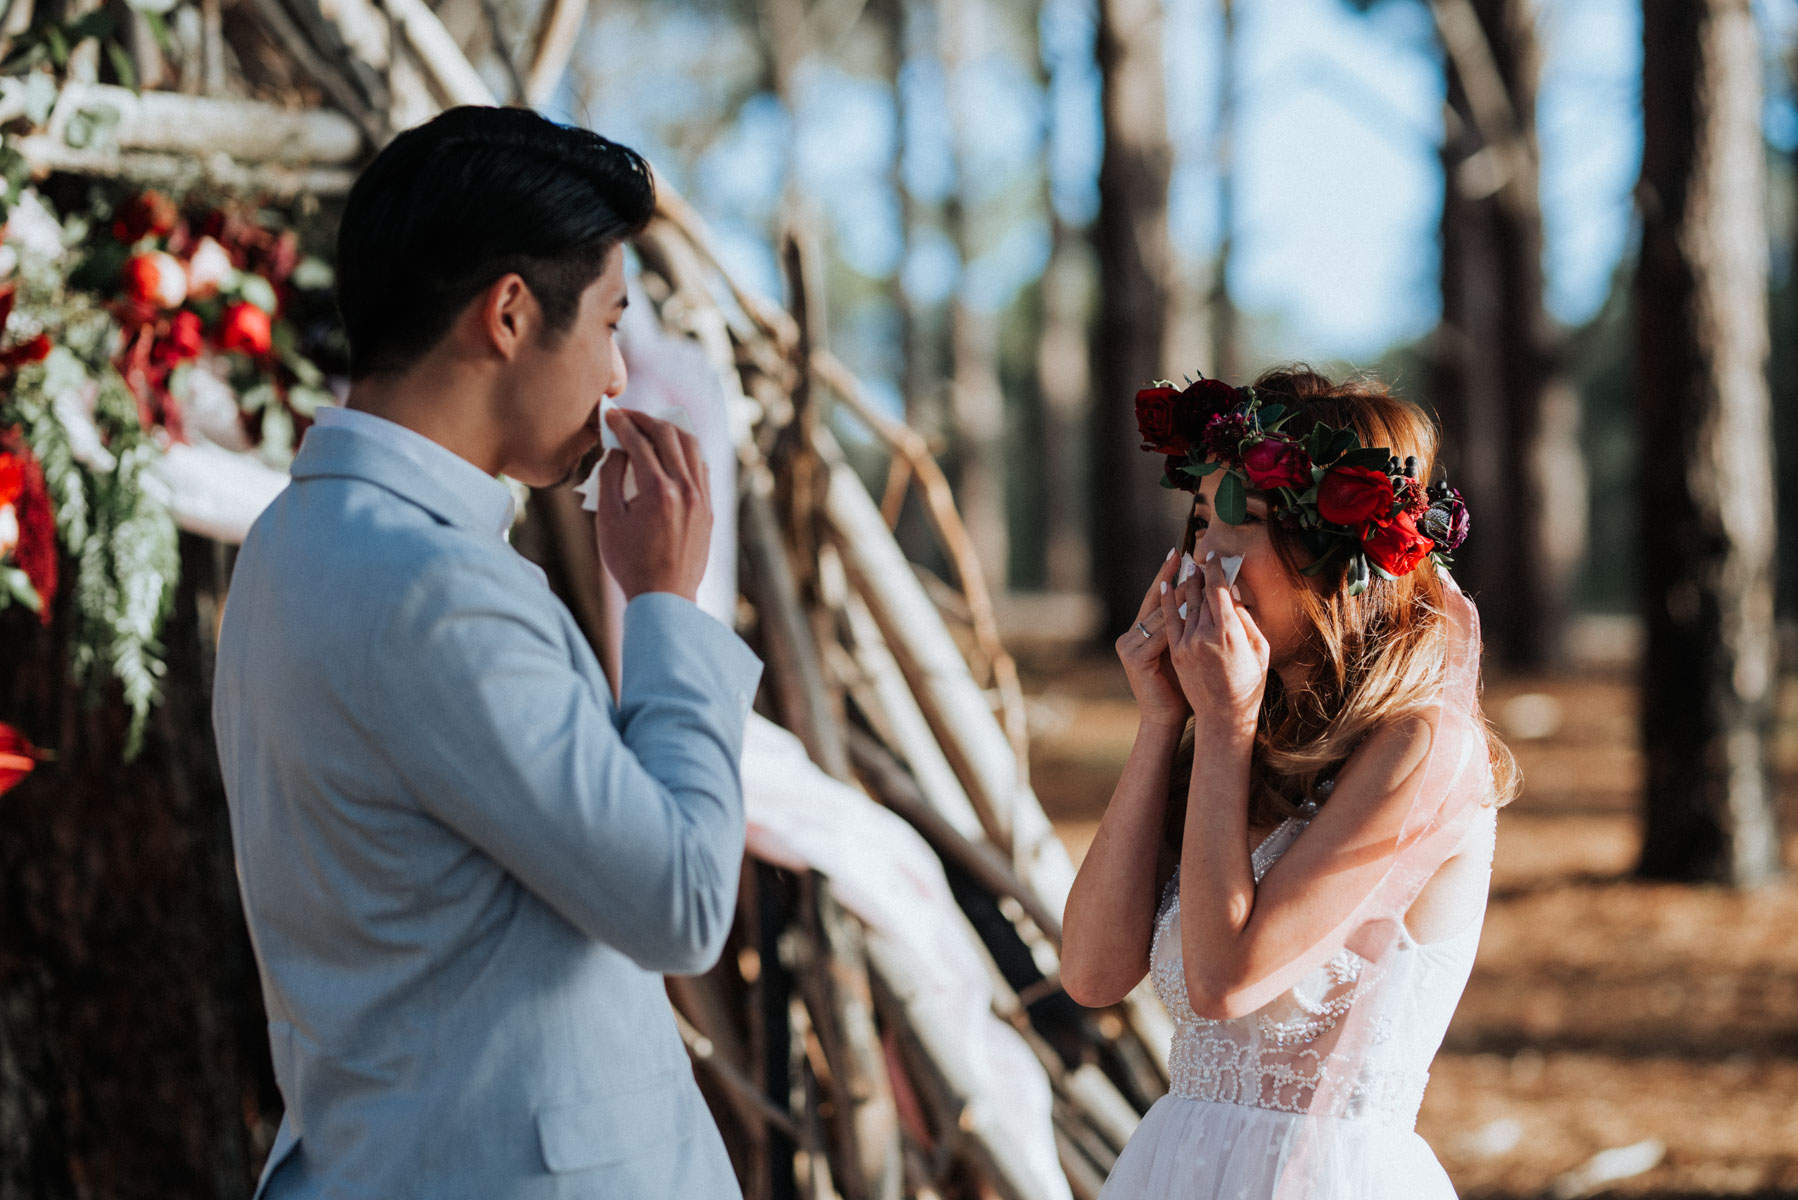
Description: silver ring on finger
1136,621,1152,640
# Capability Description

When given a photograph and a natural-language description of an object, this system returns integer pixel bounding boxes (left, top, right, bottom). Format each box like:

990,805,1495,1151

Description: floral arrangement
1,179,336,759
1136,376,1470,596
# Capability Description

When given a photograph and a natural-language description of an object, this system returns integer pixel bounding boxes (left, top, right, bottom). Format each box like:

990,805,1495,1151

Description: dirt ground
1022,652,1798,1199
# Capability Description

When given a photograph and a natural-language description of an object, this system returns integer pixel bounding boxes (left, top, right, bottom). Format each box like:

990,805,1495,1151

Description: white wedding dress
1099,815,1488,1199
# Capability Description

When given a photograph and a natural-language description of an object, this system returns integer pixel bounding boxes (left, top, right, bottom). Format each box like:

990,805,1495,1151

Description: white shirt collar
312,406,516,539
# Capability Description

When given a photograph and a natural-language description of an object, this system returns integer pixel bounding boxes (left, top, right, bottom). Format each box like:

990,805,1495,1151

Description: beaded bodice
1150,818,1485,1130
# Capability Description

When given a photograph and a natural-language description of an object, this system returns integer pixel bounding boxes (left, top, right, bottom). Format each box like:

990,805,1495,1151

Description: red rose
0,430,57,623
1240,436,1312,491
219,302,273,357
155,311,205,364
1317,465,1396,527
123,251,188,311
0,721,45,797
1361,509,1434,578
113,192,179,244
0,454,21,509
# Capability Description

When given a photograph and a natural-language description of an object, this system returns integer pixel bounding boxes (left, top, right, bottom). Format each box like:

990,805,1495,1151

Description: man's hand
594,407,712,602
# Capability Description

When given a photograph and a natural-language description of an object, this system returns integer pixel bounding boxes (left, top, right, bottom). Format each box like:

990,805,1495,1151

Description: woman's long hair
1165,366,1520,840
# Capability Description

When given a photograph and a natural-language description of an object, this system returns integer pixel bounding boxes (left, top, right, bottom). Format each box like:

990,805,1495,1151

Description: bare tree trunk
1037,220,1095,594
1429,0,1582,668
1093,0,1183,638
939,0,1010,593
1634,0,1781,885
1209,0,1239,383
0,538,278,1199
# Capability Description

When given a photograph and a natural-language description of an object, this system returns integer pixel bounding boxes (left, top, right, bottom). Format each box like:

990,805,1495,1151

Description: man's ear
477,273,536,362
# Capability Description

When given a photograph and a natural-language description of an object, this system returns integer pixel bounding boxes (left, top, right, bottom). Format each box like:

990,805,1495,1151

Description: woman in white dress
1062,367,1519,1199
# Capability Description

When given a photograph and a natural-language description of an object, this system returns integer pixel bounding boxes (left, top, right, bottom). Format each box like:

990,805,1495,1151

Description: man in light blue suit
213,106,762,1198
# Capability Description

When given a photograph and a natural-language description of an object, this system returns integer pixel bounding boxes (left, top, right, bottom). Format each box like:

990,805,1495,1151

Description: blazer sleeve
369,554,763,975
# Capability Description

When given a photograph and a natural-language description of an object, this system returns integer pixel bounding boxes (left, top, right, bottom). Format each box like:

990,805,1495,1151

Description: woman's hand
1115,549,1190,731
1162,550,1271,737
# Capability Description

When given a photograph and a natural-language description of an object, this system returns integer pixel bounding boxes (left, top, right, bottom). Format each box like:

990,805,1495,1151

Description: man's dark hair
336,106,655,379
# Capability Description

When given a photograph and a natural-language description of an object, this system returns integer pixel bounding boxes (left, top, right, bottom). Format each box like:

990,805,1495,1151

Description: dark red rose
1183,378,1240,415
1317,465,1396,528
1164,455,1199,492
0,335,51,371
0,429,56,623
1135,386,1186,453
1361,509,1434,578
113,192,179,244
154,311,205,365
1240,436,1313,491
219,302,273,357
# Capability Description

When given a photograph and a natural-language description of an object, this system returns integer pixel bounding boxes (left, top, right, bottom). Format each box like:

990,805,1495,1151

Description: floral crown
1135,376,1470,596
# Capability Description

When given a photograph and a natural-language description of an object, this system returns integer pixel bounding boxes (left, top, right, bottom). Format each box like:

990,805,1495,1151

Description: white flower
0,504,17,559
184,236,234,299
52,381,118,473
172,358,253,452
2,192,69,264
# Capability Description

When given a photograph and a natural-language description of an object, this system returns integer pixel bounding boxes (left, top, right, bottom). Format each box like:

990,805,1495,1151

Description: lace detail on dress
1149,803,1459,1131
1165,1025,1431,1129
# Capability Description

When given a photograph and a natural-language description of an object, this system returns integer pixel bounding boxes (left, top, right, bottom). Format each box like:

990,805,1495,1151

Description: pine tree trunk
939,0,1010,593
1634,0,1782,885
1093,0,1184,638
1431,0,1581,668
0,536,278,1199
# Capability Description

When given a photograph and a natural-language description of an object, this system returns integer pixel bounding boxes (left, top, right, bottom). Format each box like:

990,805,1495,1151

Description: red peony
113,191,179,244
1361,509,1434,578
1317,465,1396,528
155,311,205,364
0,721,44,797
1240,436,1313,492
122,251,188,311
0,430,56,623
219,301,273,357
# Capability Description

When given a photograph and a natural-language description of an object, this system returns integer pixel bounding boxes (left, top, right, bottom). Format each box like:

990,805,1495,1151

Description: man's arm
372,554,761,974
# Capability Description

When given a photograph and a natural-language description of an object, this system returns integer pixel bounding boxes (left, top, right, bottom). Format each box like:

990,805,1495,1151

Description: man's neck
346,361,505,477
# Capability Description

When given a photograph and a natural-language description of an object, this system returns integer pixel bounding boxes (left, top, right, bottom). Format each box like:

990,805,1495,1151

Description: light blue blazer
213,420,762,1198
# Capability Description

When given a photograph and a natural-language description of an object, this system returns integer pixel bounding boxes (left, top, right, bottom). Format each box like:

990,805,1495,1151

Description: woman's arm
1060,719,1184,1007
1060,549,1187,1008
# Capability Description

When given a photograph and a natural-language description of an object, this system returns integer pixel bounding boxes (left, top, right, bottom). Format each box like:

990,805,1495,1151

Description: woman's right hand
1115,549,1190,730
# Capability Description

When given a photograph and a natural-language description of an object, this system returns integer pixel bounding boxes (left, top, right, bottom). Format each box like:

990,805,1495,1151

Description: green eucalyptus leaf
105,43,138,91
1337,446,1392,470
1325,428,1360,461
238,274,279,316
239,383,276,413
0,565,42,613
1257,403,1286,425
1180,459,1223,478
291,257,336,291
1215,471,1247,525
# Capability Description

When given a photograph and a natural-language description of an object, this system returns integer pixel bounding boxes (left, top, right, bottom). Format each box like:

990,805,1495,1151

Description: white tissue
575,397,700,513
1220,554,1243,585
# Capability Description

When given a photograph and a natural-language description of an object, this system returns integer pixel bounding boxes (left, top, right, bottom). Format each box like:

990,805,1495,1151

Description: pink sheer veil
1268,570,1495,1196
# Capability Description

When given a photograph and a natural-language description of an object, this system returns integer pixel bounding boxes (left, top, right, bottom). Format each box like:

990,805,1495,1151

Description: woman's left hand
1161,551,1272,736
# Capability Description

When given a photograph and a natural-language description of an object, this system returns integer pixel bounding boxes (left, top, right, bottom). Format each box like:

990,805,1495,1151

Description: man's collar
293,408,517,538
